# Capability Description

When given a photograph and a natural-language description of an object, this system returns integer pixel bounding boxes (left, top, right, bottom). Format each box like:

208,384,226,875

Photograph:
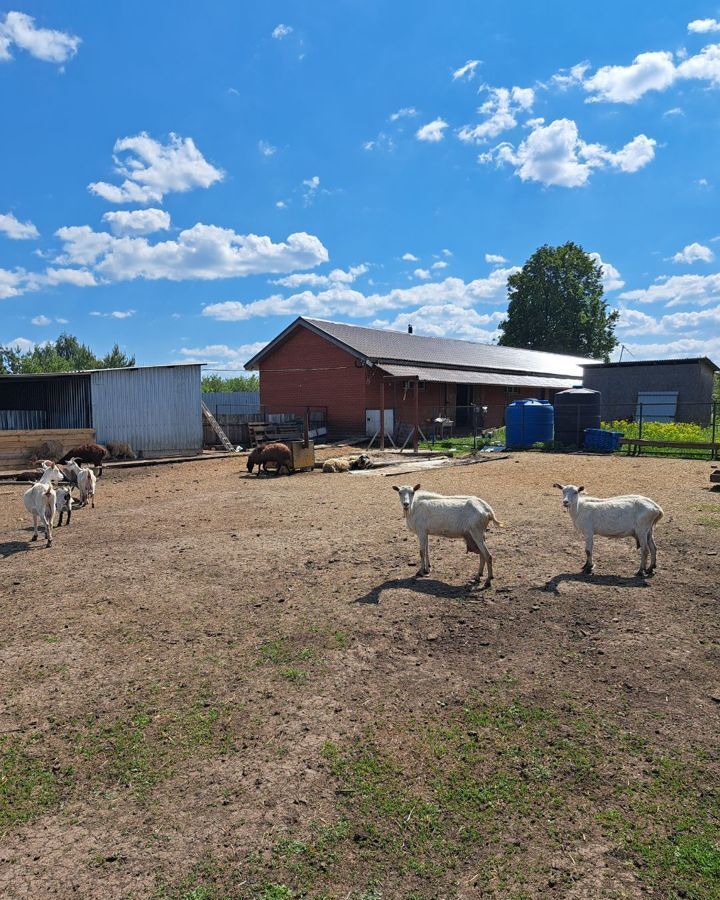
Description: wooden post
380,379,385,451
303,408,310,448
712,401,717,461
413,377,419,454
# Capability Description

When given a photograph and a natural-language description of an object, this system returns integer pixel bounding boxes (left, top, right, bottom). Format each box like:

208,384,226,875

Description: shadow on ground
353,575,486,605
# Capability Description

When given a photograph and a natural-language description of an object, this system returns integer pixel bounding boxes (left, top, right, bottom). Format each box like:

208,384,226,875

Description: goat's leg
636,532,649,577
31,512,38,542
44,514,53,548
470,527,492,587
646,530,657,575
582,534,594,574
416,531,429,575
91,494,95,509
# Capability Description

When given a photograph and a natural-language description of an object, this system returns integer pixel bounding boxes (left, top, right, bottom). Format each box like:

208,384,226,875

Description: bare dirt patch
0,453,718,898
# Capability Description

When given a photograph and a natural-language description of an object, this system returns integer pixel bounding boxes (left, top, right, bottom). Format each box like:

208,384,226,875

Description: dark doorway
456,383,471,425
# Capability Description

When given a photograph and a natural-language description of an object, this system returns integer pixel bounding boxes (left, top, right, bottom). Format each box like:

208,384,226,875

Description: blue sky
2,1,720,371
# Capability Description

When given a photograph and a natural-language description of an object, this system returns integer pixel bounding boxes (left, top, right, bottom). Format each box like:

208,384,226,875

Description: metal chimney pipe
408,324,413,334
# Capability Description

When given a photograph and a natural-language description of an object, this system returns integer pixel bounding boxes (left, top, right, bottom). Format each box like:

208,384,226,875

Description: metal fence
370,400,719,459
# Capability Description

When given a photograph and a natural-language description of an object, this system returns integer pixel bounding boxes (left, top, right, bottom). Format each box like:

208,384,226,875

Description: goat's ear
552,482,563,490
413,483,421,492
578,485,585,493
392,485,400,492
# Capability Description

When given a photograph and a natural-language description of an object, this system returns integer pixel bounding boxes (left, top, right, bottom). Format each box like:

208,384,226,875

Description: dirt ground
0,451,718,899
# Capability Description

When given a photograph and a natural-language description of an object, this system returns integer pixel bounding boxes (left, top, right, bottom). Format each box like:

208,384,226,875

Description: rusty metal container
290,440,315,471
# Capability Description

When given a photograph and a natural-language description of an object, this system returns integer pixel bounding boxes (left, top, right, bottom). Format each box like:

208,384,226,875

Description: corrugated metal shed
0,374,91,429
90,365,203,456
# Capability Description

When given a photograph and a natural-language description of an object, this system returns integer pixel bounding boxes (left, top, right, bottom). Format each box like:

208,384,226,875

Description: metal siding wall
201,391,260,415
90,367,203,455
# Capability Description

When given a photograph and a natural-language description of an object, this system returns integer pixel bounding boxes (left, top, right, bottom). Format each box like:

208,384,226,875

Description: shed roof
582,356,718,371
0,363,203,381
245,317,594,378
378,363,578,389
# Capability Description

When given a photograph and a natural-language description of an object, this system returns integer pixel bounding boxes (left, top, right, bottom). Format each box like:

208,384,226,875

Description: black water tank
554,388,601,448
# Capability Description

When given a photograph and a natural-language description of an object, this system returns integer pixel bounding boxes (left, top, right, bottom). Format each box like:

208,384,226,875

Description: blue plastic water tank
505,399,554,448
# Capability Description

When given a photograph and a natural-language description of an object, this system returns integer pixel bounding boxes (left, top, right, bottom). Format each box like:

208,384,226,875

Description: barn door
366,408,394,436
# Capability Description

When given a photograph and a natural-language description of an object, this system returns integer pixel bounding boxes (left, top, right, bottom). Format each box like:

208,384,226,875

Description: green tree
201,374,259,393
0,333,135,374
498,242,619,361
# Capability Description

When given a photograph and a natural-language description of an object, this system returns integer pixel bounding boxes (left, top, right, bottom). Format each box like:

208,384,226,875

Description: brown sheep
60,443,107,475
246,442,292,476
105,440,136,460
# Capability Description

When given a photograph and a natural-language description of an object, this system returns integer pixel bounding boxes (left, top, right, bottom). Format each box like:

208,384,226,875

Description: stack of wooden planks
0,428,96,471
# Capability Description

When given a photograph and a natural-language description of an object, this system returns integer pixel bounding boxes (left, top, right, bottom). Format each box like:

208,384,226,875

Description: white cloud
484,118,656,187
302,175,320,205
619,272,720,307
441,248,453,257
377,305,504,341
272,264,368,289
90,309,135,319
402,252,419,261
458,86,535,143
416,118,448,142
485,253,507,265
201,268,517,322
276,200,287,209
452,59,481,81
677,43,720,84
88,133,224,205
101,208,171,236
31,315,51,326
431,260,448,270
617,305,720,349
0,211,39,240
389,107,418,121
414,268,431,280
43,268,96,287
6,337,34,353
588,252,624,291
55,223,329,283
671,242,714,264
663,106,684,117
550,62,590,90
0,265,95,299
272,24,293,39
584,51,676,103
178,341,267,368
0,11,80,64
688,19,720,33
259,140,277,157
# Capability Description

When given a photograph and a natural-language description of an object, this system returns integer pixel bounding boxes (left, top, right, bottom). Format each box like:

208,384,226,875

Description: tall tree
498,242,619,361
201,373,259,393
0,333,135,374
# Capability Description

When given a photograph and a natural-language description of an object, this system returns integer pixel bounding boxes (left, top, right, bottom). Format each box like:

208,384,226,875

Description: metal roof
583,356,718,371
379,363,578,389
245,317,594,378
0,363,203,381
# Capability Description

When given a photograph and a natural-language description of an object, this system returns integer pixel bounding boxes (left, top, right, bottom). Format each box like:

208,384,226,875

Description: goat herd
20,443,104,548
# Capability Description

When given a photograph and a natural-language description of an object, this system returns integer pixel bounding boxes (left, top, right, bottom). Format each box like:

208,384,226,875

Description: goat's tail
490,512,505,529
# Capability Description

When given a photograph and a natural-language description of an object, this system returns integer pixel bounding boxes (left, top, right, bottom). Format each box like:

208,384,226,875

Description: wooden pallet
248,421,304,447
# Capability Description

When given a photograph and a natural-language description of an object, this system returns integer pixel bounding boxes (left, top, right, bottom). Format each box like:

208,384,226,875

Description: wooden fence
0,428,96,470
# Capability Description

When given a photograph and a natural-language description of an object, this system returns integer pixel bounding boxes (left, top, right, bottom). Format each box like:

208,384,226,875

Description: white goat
23,481,56,547
38,461,65,485
393,484,503,587
64,458,96,508
553,483,664,576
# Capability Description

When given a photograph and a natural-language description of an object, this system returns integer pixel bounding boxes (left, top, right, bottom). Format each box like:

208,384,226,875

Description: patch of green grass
0,735,63,830
331,630,351,649
279,668,307,683
259,885,294,899
258,640,293,665
700,517,720,528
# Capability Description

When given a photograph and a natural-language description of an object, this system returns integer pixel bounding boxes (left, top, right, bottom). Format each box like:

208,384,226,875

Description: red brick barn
245,317,592,439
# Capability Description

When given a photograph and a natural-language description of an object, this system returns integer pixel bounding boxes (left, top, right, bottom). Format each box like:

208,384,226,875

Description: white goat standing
38,461,65,485
23,482,56,547
55,487,74,526
553,483,663,576
64,458,97,507
393,484,503,587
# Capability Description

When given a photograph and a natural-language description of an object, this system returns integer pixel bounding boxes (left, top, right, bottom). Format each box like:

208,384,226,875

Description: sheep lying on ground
60,443,107,475
23,482,56,547
32,440,64,463
322,453,373,473
553,483,663,576
105,440,136,460
393,484,503,587
246,442,293,476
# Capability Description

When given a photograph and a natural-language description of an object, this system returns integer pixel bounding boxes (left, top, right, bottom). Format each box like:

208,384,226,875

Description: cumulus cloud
272,24,293,39
31,315,51,326
0,211,39,240
485,253,508,265
402,252,419,261
458,85,535,143
414,268,431,280
178,341,268,368
272,264,368,289
620,272,720,307
54,223,329,283
431,260,448,270
101,208,171,236
258,140,276,157
617,305,720,349
0,265,95,299
90,309,135,319
201,268,517,323
88,133,224,205
5,337,34,353
301,175,321,205
588,252,624,291
688,19,720,34
671,242,714,264
584,51,676,103
389,107,418,121
482,118,656,187
416,118,448,142
550,62,590,90
0,11,80,64
677,43,720,84
452,59,481,81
